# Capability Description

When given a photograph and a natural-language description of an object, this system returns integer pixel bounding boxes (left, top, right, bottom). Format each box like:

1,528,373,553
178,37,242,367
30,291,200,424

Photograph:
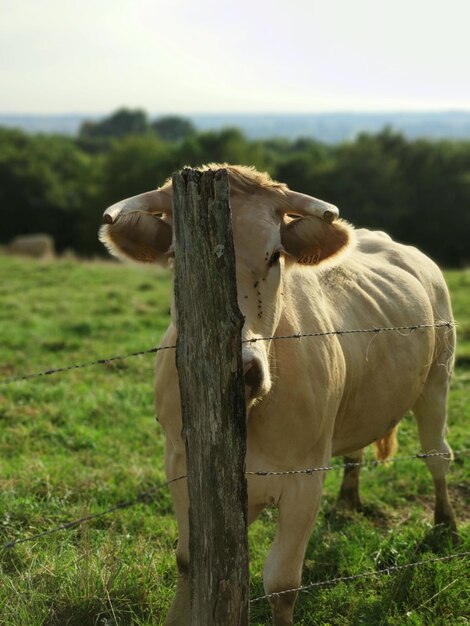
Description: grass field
0,256,469,626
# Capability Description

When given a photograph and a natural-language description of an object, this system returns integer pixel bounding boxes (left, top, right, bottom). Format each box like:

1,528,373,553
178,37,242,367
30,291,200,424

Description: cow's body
100,165,456,626
158,226,453,467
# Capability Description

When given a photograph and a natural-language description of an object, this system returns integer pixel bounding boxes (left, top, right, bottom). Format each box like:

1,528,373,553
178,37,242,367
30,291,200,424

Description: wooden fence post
172,168,249,625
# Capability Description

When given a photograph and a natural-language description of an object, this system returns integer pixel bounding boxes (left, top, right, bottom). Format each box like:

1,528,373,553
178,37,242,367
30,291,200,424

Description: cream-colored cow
100,164,456,626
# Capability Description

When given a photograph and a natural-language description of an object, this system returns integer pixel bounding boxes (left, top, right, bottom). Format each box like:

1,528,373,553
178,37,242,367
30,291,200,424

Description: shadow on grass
322,498,393,530
355,526,463,626
296,507,462,625
45,592,165,626
0,545,24,575
416,524,460,552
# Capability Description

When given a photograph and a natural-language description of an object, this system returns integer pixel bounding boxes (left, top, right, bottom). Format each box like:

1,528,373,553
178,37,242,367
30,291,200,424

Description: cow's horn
103,189,171,225
283,190,339,223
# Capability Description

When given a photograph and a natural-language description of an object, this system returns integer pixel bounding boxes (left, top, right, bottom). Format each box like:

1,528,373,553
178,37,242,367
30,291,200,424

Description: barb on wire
246,449,469,478
0,321,456,386
1,474,186,550
250,551,470,603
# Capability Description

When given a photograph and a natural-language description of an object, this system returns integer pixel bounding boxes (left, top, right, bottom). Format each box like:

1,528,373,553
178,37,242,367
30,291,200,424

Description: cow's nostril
244,359,263,398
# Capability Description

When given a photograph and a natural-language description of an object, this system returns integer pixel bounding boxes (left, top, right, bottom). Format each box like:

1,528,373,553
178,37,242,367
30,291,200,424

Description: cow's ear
99,213,173,264
280,216,354,266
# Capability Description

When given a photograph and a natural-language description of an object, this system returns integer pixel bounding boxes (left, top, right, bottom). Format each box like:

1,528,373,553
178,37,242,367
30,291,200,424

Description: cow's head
100,164,354,407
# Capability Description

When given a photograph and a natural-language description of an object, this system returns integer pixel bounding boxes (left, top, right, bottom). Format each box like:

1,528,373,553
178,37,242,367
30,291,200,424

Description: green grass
0,256,469,626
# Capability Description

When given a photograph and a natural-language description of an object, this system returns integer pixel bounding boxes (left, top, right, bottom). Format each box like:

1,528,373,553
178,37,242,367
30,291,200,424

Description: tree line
1,108,469,266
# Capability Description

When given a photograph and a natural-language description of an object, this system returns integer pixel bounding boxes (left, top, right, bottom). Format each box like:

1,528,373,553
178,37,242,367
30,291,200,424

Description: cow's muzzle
244,358,263,399
242,347,271,404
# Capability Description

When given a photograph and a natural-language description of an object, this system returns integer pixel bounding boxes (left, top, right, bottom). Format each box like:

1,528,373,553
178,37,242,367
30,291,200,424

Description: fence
0,322,455,387
2,451,469,551
1,168,468,625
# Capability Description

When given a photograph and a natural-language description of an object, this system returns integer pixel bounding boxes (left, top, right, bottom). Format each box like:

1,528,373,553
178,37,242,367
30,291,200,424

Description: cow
100,164,457,626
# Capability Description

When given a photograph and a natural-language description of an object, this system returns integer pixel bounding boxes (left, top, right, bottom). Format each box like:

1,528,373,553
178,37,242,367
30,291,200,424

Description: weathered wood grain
173,168,249,626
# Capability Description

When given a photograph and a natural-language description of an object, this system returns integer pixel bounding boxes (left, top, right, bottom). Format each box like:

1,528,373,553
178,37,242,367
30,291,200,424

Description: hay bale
8,234,55,259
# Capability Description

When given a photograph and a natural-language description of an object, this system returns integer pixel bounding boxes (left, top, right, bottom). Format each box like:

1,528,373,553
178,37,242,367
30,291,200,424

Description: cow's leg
336,449,363,511
412,363,457,534
164,477,190,626
263,474,323,626
249,503,266,524
164,477,264,625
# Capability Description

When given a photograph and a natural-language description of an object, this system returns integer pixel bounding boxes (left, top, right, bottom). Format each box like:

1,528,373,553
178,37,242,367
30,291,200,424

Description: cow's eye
269,251,281,267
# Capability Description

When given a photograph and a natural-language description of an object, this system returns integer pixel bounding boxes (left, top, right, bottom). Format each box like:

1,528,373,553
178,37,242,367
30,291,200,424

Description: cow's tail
373,425,399,461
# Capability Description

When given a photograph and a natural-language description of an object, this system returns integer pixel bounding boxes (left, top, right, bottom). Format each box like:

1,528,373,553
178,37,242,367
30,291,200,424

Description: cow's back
353,228,453,323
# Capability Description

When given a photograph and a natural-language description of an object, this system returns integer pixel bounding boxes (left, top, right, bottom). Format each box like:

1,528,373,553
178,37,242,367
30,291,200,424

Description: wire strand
250,551,470,603
0,475,187,550
3,450,468,550
246,449,469,477
0,344,177,385
245,320,455,345
0,321,455,385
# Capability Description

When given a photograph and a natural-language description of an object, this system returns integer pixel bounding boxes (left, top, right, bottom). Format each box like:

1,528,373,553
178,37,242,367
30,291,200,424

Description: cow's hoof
336,488,362,512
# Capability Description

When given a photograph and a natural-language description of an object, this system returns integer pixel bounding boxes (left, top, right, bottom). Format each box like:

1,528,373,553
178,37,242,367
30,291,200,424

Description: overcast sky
1,0,470,114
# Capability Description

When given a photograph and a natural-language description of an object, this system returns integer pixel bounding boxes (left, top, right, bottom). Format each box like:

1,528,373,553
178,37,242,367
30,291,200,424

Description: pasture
0,256,469,625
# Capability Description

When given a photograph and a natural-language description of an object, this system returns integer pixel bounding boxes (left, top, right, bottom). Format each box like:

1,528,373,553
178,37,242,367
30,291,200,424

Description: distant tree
79,108,150,140
321,129,410,232
101,135,179,204
2,123,469,264
398,138,470,265
0,128,101,253
176,128,271,171
151,115,196,142
273,137,333,205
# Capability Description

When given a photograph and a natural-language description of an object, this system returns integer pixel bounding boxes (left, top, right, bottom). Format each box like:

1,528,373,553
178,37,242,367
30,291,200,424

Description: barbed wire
1,474,187,550
245,320,455,345
0,321,455,386
246,449,469,477
3,449,468,550
250,551,470,603
0,344,177,385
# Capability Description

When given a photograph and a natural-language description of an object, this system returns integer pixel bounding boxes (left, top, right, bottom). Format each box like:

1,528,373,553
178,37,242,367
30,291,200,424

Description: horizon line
2,109,470,117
